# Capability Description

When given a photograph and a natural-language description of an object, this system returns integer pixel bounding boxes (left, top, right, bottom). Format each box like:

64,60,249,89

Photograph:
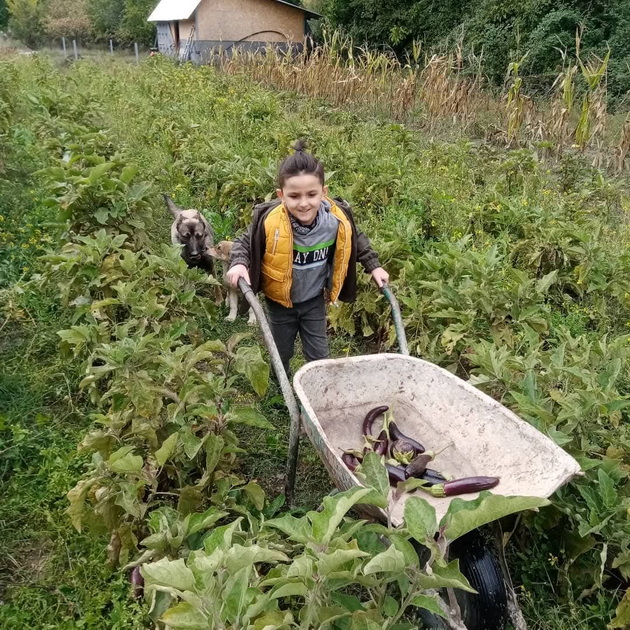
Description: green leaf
180,428,204,460
225,406,273,429
141,557,196,592
310,487,383,545
271,582,308,599
389,534,420,567
317,548,369,576
417,559,476,592
383,595,399,616
203,518,243,554
349,612,382,630
66,478,96,532
94,208,109,225
535,269,558,294
235,346,269,397
404,496,437,543
177,486,203,516
226,545,290,573
395,477,430,495
409,594,446,617
610,588,630,628
120,164,139,184
161,602,207,628
363,545,405,575
188,508,228,536
331,592,365,613
204,434,224,476
155,433,179,466
242,481,266,511
265,513,312,544
547,426,572,447
597,468,617,510
442,492,550,541
356,451,390,502
87,162,115,183
107,446,143,473
115,482,142,517
223,564,252,621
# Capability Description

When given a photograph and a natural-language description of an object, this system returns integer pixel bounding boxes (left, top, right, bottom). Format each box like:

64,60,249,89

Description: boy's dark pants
265,294,329,376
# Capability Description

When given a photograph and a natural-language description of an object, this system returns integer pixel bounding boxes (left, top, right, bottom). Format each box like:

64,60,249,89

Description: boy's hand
371,267,389,288
226,264,251,288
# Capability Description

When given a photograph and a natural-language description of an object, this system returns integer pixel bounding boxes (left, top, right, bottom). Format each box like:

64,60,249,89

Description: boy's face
277,173,328,226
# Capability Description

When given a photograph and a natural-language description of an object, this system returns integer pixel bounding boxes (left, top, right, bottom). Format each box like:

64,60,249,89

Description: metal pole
110,39,114,55
72,39,78,60
238,278,301,506
381,284,409,355
134,42,139,63
62,37,67,58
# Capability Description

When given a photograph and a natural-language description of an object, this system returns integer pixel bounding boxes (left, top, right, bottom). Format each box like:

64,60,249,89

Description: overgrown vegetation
218,31,630,173
317,0,630,102
1,53,630,628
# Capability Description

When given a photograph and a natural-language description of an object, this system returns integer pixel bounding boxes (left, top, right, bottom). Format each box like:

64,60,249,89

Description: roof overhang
148,0,203,22
148,0,321,23
272,0,321,19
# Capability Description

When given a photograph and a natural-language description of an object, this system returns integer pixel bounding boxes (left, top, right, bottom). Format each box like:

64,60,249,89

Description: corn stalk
550,49,577,156
505,54,530,146
615,113,630,173
574,30,610,160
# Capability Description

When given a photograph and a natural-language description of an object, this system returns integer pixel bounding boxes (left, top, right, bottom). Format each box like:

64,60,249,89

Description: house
147,0,320,62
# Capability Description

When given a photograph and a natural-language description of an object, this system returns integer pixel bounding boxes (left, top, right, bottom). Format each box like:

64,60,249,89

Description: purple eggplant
373,429,389,456
130,566,144,599
427,476,500,497
341,452,361,472
405,453,435,478
389,421,425,454
420,468,447,486
386,464,408,485
362,405,389,437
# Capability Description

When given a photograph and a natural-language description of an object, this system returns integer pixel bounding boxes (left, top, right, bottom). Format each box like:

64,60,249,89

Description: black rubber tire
449,528,509,629
413,528,509,630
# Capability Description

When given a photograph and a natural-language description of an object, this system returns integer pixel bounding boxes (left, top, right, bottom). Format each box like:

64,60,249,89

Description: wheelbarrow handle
380,283,409,356
237,277,302,507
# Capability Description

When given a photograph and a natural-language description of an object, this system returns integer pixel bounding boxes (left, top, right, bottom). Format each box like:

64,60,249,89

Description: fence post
73,39,78,60
61,37,67,58
110,39,114,55
134,42,139,64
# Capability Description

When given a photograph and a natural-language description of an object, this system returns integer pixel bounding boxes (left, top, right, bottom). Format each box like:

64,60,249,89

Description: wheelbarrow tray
293,353,581,525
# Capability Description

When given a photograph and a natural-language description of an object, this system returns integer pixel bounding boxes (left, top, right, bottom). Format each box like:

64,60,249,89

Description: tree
0,0,9,29
44,0,91,40
86,0,124,41
117,0,156,46
7,0,45,47
320,0,630,98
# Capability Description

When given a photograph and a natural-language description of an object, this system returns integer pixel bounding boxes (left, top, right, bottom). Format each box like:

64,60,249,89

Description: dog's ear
164,194,184,218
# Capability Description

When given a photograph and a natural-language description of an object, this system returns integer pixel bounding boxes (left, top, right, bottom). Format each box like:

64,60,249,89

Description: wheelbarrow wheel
450,528,509,629
413,528,509,630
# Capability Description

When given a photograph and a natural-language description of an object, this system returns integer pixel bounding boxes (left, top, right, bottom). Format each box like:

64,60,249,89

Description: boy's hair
277,139,325,188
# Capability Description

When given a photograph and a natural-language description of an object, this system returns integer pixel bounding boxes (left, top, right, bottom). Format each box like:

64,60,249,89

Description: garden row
1,54,630,627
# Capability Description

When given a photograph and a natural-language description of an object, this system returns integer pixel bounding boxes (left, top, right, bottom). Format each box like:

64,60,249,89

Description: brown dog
165,195,224,303
165,195,215,273
209,240,256,325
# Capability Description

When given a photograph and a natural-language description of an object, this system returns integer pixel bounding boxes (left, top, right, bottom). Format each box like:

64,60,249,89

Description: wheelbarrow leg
238,279,302,507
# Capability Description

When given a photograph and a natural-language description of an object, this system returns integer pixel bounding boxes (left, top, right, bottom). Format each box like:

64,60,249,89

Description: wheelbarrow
238,278,581,629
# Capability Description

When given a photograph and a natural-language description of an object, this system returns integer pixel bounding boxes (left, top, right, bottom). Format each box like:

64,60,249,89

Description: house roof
148,0,202,22
148,0,320,22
